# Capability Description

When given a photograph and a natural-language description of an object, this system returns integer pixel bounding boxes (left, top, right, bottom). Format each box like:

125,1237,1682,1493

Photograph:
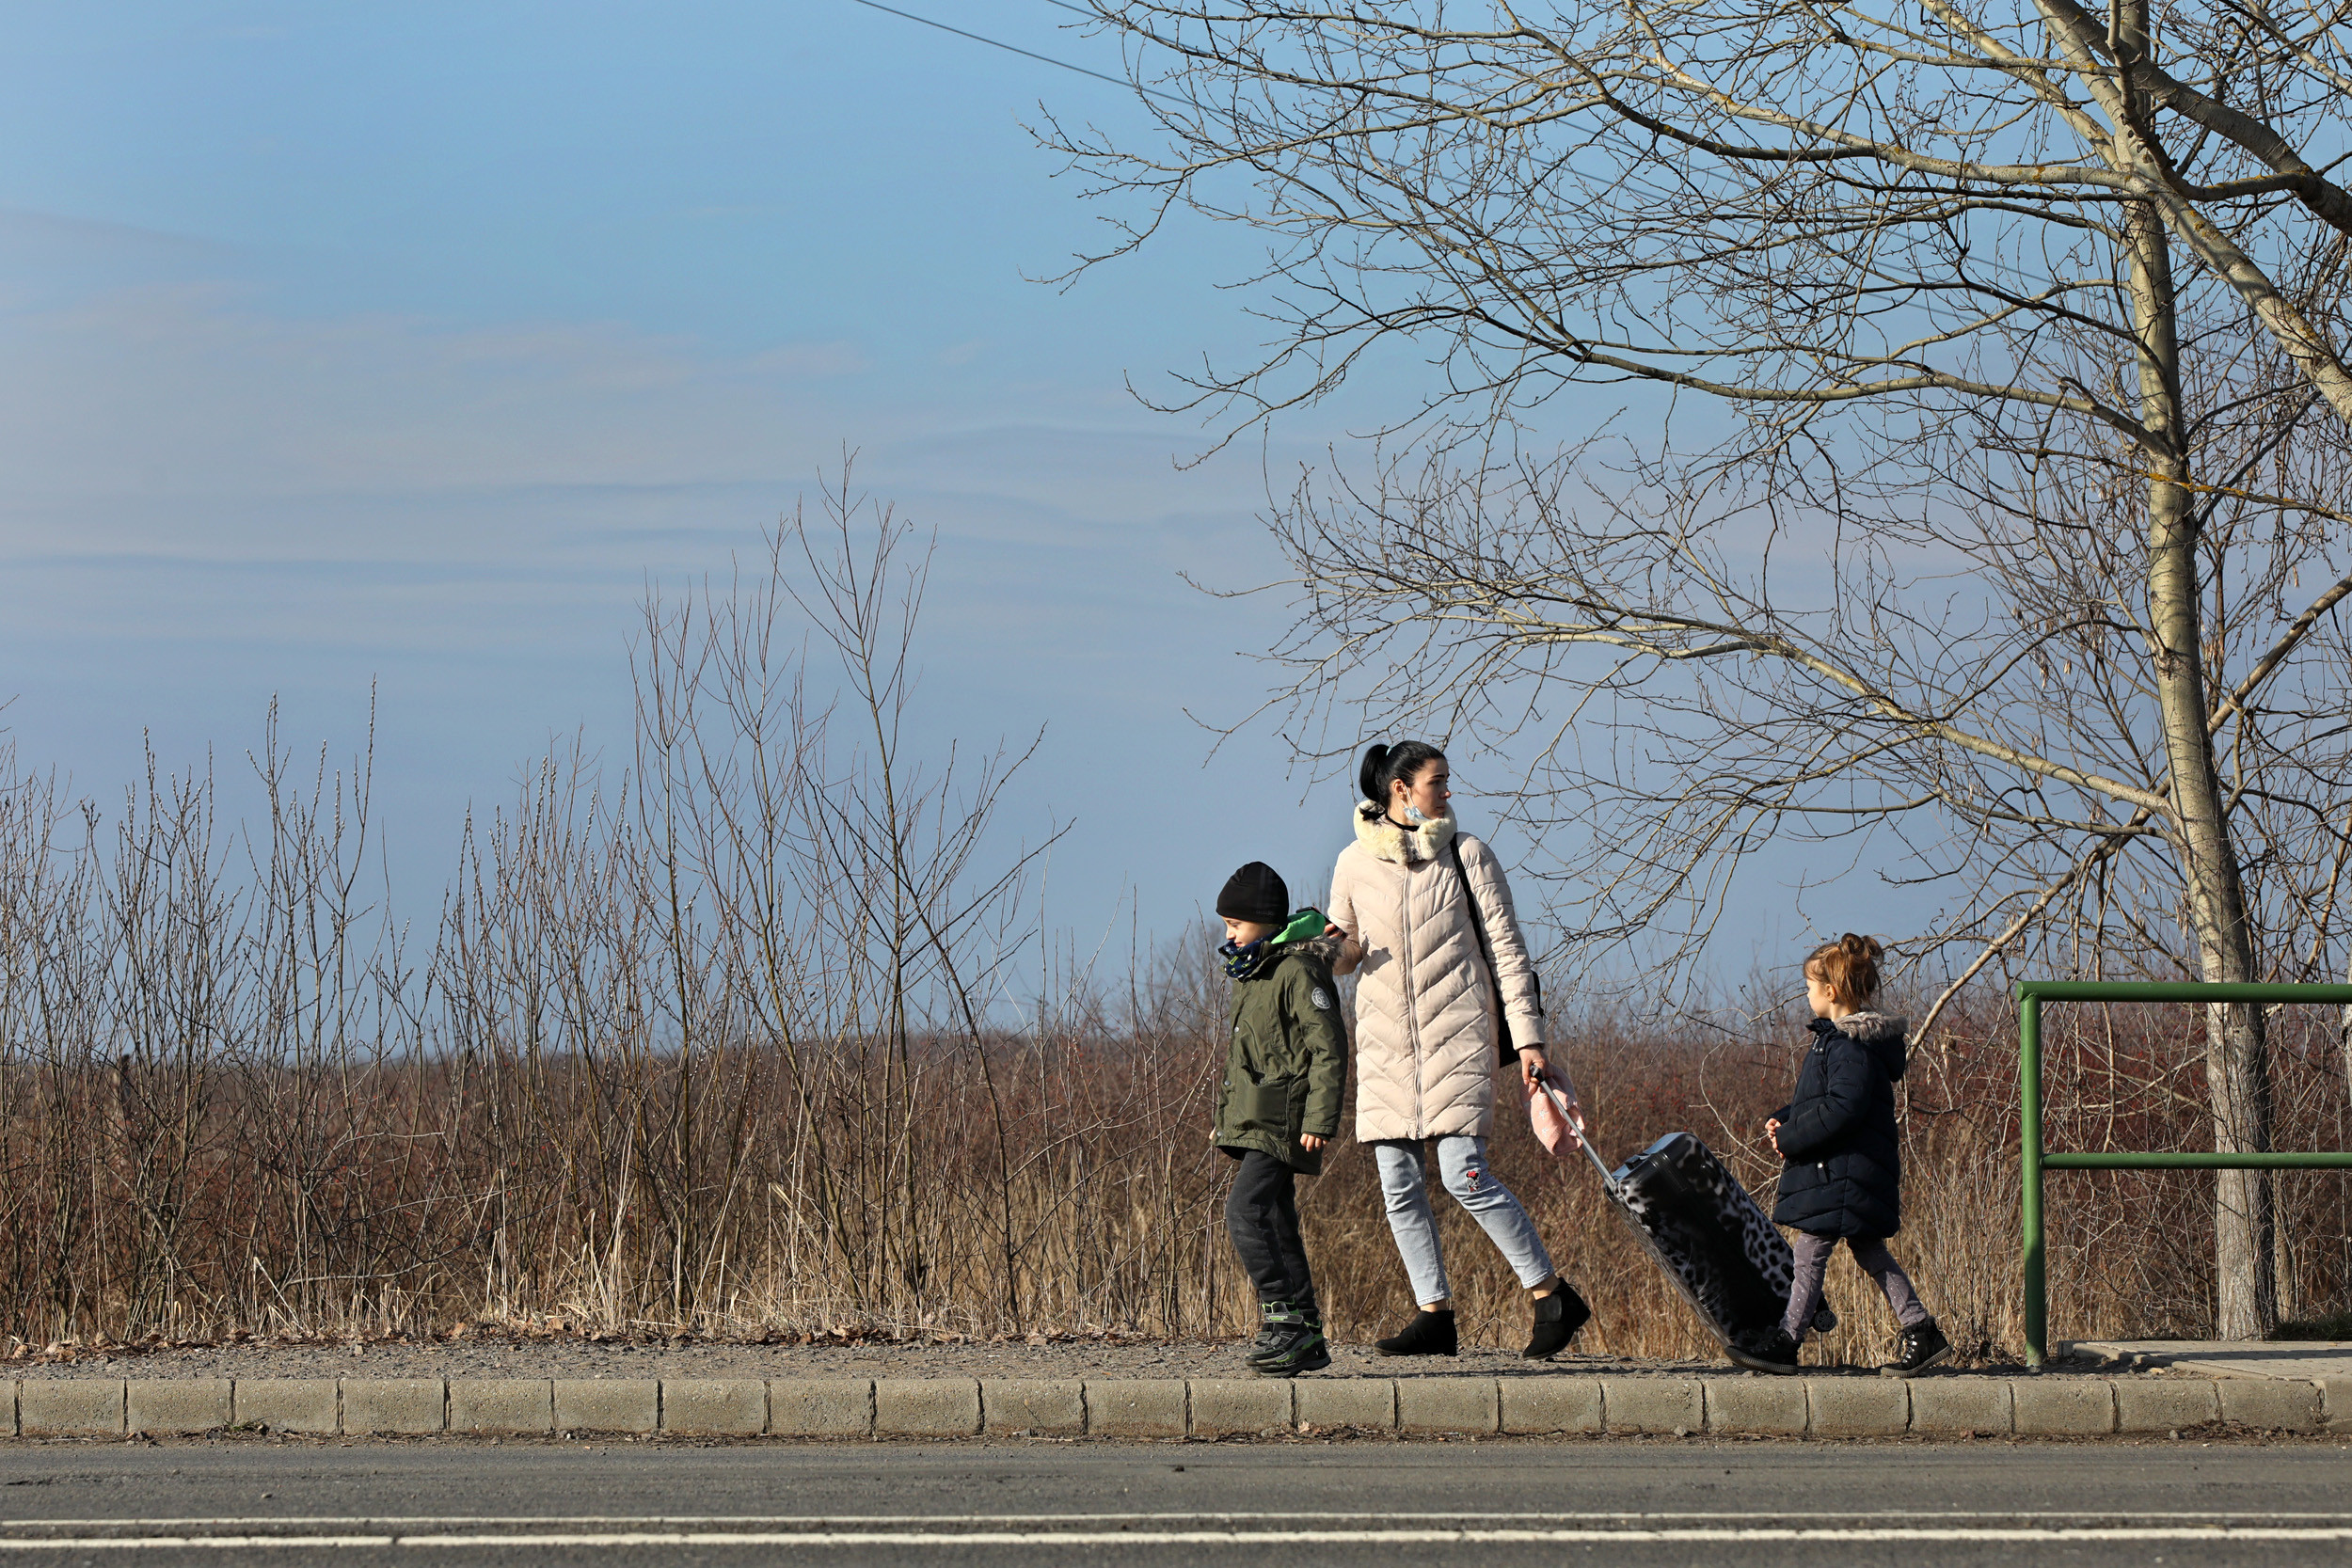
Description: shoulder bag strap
1449,838,1528,1066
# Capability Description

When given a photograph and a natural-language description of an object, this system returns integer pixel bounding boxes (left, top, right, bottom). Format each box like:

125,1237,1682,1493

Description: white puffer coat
1327,804,1545,1142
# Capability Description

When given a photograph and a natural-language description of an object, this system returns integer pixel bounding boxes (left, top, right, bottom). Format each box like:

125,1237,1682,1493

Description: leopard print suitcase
1569,1122,1832,1356
1601,1132,1792,1354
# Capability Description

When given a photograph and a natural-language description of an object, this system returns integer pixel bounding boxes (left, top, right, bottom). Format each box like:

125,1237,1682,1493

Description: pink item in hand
1526,1071,1584,1155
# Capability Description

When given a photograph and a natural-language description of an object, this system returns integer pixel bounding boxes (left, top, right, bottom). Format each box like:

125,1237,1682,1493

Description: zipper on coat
1398,855,1425,1138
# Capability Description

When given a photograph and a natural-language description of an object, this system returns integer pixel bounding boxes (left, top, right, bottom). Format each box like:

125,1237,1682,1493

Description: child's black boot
1246,1301,1307,1366
1725,1327,1802,1375
1251,1307,1330,1378
1880,1320,1952,1378
1523,1282,1590,1360
1373,1307,1457,1357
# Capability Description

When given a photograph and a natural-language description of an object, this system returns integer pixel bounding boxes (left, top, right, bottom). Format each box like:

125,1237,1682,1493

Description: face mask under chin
1220,938,1271,980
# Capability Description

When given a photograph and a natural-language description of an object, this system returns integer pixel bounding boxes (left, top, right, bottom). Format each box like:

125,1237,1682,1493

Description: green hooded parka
1213,915,1349,1174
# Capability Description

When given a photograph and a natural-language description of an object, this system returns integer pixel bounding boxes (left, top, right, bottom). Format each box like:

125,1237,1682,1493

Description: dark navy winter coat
1771,1012,1909,1239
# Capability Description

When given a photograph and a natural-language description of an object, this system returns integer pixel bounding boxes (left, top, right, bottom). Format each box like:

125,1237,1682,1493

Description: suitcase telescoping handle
1537,1074,1623,1194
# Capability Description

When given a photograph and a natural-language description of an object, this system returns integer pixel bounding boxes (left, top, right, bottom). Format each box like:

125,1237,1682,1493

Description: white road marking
10,1511,2352,1527
0,1541,391,1552
4,1526,2352,1549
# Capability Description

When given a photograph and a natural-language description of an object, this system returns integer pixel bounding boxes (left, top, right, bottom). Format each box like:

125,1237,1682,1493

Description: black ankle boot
1523,1282,1590,1359
1881,1320,1952,1379
1374,1307,1457,1357
1726,1327,1802,1375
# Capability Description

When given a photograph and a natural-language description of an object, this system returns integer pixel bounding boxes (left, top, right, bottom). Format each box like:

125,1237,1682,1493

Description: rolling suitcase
1540,1083,1830,1357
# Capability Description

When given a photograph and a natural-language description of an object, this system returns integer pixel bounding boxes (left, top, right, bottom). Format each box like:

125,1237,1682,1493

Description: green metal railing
2018,979,2352,1367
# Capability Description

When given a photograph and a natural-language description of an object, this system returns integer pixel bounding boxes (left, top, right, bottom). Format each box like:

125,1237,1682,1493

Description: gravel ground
8,1337,1694,1382
3,1332,2074,1382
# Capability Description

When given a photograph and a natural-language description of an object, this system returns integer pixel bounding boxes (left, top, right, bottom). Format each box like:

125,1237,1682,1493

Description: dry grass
6,944,2349,1364
4,496,2347,1365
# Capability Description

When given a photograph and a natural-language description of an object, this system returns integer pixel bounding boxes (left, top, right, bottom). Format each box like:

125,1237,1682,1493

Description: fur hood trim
1284,923,1365,978
1834,1010,1907,1045
1814,1009,1910,1085
1281,927,1350,973
1353,800,1458,864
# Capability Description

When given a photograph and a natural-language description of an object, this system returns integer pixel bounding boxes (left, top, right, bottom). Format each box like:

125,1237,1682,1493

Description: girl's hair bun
1807,932,1883,1006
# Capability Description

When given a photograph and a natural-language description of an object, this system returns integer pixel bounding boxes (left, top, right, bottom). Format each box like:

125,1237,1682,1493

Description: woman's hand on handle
1521,1047,1586,1147
1518,1045,1552,1094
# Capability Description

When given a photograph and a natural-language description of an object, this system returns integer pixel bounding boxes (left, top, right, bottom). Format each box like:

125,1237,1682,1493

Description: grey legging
1782,1231,1929,1339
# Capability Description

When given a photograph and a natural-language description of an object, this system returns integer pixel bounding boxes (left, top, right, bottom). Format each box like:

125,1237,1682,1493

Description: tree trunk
2124,7,2278,1339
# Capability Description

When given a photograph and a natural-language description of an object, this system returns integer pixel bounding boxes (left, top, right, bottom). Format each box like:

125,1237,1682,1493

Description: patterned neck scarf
1220,937,1273,981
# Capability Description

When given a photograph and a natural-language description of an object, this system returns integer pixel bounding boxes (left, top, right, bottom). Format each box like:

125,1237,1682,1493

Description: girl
1750,933,1950,1377
1327,740,1590,1359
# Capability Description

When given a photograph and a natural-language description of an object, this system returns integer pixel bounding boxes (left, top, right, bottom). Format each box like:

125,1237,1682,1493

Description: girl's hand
1765,1117,1783,1157
1300,1133,1327,1153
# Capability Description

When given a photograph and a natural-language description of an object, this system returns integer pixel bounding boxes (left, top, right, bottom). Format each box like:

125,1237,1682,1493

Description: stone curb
0,1374,2328,1439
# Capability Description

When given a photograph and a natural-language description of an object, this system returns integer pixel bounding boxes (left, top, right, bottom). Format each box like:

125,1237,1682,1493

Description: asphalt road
2,1437,2348,1564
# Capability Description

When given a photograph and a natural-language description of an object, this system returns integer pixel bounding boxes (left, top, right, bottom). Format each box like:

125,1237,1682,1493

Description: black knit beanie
1216,862,1289,926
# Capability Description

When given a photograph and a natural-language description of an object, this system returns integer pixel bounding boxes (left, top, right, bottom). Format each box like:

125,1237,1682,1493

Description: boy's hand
1300,1133,1327,1153
1765,1117,1783,1157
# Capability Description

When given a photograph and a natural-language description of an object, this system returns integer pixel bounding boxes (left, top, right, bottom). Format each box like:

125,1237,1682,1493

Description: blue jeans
1374,1135,1556,1305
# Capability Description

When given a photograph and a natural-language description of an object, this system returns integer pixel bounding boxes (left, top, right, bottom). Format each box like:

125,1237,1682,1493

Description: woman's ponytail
1359,739,1448,808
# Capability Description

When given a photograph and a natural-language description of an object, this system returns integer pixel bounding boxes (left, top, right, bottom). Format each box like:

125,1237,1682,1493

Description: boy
1213,861,1348,1376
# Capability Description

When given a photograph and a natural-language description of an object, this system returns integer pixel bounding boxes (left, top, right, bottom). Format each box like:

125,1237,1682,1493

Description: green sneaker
1247,1302,1313,1367
1245,1301,1297,1365
1252,1319,1331,1378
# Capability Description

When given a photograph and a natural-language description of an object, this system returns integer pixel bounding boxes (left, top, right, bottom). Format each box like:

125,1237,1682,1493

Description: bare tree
625,474,1063,1325
1057,0,2352,1336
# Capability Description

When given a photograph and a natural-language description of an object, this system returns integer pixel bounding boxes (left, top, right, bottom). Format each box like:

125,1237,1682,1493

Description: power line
844,0,1181,104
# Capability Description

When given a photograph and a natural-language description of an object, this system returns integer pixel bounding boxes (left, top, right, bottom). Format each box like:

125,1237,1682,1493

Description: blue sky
0,2,1383,950
0,2,1904,981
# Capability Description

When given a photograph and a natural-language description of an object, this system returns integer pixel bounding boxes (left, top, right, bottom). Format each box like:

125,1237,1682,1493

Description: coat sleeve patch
1310,986,1335,1011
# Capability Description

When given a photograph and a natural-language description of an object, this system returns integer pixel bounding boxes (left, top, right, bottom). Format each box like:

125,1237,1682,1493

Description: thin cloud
0,284,874,501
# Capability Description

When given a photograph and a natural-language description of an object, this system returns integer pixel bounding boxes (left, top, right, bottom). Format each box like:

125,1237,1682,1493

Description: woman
1328,740,1590,1359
